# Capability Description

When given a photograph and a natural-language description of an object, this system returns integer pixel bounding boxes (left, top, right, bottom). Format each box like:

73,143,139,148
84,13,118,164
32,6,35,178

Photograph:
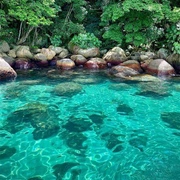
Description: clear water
0,69,180,180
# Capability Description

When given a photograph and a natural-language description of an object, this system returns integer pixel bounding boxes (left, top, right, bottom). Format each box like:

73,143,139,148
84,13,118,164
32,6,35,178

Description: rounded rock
56,58,75,70
0,57,17,80
145,59,175,76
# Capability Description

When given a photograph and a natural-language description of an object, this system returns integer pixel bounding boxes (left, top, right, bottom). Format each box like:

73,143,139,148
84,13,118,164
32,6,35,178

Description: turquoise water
0,69,180,180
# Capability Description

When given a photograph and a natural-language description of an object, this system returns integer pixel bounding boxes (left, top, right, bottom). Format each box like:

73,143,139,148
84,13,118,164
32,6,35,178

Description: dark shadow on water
100,132,124,153
62,116,93,132
129,132,148,152
161,112,180,130
0,146,16,160
117,103,133,115
53,162,79,180
28,177,43,180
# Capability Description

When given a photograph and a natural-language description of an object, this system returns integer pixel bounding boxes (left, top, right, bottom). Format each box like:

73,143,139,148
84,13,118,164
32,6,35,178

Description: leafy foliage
166,24,180,54
50,35,62,47
70,33,102,49
0,0,179,53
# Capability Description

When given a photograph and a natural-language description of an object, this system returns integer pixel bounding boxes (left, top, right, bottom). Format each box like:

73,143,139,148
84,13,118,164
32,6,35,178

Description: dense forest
0,0,179,53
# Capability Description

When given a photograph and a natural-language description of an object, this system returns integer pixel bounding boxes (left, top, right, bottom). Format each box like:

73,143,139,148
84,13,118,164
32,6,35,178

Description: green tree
0,0,56,45
100,0,180,51
48,0,87,46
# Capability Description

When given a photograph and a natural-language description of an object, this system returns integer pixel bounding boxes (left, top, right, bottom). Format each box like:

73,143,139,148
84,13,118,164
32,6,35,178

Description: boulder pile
0,40,179,81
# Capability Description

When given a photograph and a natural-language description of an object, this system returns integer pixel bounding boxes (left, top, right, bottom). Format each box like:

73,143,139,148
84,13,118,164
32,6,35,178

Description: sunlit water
0,69,180,180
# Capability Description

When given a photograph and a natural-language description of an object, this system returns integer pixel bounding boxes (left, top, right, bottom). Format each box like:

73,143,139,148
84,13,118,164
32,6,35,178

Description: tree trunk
17,26,34,45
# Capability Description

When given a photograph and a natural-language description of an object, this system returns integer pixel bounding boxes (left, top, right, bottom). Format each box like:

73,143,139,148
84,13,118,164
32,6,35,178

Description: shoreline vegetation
0,0,179,81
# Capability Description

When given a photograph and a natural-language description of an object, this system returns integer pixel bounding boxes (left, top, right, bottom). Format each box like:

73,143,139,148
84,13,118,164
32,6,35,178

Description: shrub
70,33,101,49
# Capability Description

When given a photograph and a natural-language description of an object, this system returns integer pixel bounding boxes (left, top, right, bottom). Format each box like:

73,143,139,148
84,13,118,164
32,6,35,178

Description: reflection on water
0,69,180,180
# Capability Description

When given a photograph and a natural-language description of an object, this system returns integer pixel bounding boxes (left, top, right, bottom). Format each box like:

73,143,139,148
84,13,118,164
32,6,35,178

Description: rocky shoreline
0,40,180,81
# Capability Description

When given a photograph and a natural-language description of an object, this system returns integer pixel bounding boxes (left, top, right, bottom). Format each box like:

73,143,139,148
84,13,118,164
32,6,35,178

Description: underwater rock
0,146,16,159
54,82,82,96
53,162,79,180
73,77,98,84
136,82,171,98
161,112,180,130
3,102,60,140
63,116,93,132
129,135,148,152
135,90,171,98
101,133,123,153
109,83,132,91
125,74,160,82
65,132,87,150
117,104,133,115
89,114,105,125
32,120,60,140
28,177,43,180
4,83,28,99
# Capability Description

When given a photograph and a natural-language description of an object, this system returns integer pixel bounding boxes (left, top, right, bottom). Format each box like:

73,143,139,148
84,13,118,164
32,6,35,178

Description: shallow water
0,69,180,180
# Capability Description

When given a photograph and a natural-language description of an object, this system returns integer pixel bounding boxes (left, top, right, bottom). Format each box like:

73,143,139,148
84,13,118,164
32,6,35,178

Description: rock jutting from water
0,57,17,80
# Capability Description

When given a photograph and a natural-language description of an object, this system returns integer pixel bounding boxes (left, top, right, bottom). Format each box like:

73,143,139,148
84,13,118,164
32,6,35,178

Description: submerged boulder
126,74,160,82
161,112,180,130
3,102,60,140
0,146,16,160
0,57,17,80
54,82,82,96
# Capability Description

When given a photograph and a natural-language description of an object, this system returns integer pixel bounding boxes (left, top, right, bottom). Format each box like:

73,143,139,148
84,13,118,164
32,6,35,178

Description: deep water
0,69,180,180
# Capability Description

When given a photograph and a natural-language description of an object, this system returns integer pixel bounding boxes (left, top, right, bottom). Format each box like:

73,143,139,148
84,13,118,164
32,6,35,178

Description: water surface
0,69,180,180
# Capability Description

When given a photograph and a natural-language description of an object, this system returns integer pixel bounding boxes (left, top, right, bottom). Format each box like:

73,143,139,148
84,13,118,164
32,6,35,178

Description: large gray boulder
103,47,127,65
0,41,10,53
16,46,33,59
0,57,17,80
